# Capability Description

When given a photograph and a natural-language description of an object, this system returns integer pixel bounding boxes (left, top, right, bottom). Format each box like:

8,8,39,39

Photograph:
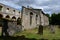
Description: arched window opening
13,10,15,12
7,8,9,10
17,17,21,25
0,5,3,11
0,14,3,18
12,16,16,19
30,12,33,25
5,15,10,18
0,14,3,26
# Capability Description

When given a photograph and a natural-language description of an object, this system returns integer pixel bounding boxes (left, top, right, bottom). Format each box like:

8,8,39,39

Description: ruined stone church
0,3,49,30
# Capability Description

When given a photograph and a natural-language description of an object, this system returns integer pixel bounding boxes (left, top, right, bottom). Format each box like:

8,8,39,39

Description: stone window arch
13,10,15,12
30,12,33,25
36,14,38,24
0,14,3,26
17,17,21,25
6,8,9,13
12,16,16,19
7,8,9,10
5,15,10,18
0,5,3,11
0,14,3,18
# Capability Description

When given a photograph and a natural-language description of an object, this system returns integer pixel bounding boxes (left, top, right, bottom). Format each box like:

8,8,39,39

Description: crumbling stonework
22,6,49,30
0,3,49,30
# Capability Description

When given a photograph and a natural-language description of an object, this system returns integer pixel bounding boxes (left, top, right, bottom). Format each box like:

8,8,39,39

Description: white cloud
0,0,60,15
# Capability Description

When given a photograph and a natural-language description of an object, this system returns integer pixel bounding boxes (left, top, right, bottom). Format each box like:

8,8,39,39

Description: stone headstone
7,29,16,36
38,25,43,35
50,25,55,33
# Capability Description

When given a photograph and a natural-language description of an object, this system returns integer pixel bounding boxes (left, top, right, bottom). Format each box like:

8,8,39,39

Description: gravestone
16,25,22,32
38,25,43,35
50,25,55,34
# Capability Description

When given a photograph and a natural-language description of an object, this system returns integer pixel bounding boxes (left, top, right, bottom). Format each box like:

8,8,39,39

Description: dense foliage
45,13,60,25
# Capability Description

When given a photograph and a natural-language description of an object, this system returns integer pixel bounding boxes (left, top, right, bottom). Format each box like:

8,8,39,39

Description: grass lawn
43,27,60,40
0,27,60,40
14,27,60,40
14,28,42,40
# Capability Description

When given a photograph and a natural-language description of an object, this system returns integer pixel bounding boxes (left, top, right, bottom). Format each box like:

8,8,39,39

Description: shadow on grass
0,35,49,40
0,35,60,40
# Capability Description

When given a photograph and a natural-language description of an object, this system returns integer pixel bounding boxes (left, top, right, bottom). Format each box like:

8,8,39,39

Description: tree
50,13,57,25
50,13,60,25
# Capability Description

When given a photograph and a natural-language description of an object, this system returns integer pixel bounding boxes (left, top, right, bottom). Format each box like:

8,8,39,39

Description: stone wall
0,3,21,19
44,15,49,26
8,21,22,36
22,6,49,30
22,7,40,29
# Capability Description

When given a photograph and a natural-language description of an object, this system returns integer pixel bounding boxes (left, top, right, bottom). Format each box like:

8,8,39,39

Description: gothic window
0,5,3,11
36,15,38,24
30,12,33,25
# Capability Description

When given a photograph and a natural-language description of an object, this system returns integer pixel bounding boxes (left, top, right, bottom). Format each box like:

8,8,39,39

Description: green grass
0,27,60,40
14,29,42,39
43,27,60,40
14,27,60,40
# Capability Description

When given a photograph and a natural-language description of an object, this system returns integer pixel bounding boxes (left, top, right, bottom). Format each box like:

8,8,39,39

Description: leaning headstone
50,25,55,34
7,29,16,36
16,25,22,32
38,25,43,35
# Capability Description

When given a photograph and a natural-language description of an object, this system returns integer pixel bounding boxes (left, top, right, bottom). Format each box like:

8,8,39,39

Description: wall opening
12,16,16,19
0,5,3,11
17,17,21,25
5,15,10,18
7,8,9,10
0,14,3,26
0,14,3,18
30,12,33,25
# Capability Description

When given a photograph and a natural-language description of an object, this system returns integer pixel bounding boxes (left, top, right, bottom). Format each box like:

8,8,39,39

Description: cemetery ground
0,26,60,40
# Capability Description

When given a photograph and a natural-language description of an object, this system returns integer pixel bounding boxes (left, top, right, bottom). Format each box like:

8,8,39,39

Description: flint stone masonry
22,6,49,30
0,3,21,19
8,21,22,36
0,3,49,35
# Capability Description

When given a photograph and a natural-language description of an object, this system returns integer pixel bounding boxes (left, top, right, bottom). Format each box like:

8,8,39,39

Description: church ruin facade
22,6,49,29
0,3,49,30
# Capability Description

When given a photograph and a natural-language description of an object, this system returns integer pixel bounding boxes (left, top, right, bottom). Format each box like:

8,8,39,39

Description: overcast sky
0,0,60,15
